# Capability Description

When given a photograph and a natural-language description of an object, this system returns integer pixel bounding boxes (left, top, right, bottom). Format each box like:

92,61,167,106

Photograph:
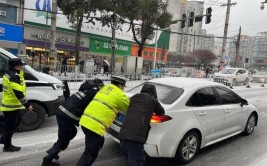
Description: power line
157,27,233,39
0,3,256,40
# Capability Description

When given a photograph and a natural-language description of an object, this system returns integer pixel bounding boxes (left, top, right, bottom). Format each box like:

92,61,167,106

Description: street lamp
260,0,267,10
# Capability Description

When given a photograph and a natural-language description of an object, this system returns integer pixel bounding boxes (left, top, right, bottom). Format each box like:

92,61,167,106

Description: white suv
214,68,250,86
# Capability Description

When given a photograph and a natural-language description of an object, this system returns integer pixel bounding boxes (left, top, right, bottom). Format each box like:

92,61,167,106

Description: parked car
251,71,267,83
164,71,180,77
107,77,258,164
249,69,259,75
213,68,250,86
0,48,66,131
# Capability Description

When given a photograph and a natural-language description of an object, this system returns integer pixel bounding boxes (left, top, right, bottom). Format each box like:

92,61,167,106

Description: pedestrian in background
0,58,33,152
205,67,210,78
77,76,129,166
42,79,104,166
119,84,165,166
61,58,67,75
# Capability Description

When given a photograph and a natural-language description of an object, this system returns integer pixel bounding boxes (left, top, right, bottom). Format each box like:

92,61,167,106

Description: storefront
0,23,24,55
23,24,89,65
88,35,132,70
23,0,170,70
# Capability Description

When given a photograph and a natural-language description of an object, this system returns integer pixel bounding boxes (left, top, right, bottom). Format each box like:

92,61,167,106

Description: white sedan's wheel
243,113,257,136
175,131,200,164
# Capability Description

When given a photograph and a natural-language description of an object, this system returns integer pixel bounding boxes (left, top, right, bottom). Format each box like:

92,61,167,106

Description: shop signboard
0,23,23,43
24,0,162,44
90,37,131,56
131,45,168,62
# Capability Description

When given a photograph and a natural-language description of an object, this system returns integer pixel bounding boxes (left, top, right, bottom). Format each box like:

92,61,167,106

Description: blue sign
0,23,23,43
35,0,58,18
151,69,161,75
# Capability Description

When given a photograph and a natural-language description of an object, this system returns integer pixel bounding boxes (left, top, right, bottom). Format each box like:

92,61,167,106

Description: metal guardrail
30,64,267,90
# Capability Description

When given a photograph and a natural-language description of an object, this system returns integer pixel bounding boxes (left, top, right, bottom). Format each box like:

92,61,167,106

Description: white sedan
251,71,267,83
107,77,258,164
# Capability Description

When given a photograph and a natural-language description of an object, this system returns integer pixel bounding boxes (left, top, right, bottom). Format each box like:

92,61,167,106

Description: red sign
131,45,168,62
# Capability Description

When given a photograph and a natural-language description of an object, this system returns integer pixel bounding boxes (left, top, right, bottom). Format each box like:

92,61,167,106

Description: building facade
198,29,215,51
167,0,184,53
250,32,267,69
167,0,204,55
0,0,25,55
22,0,170,70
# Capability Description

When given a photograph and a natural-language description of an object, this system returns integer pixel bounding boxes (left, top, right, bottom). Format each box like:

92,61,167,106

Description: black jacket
118,84,165,143
56,81,99,126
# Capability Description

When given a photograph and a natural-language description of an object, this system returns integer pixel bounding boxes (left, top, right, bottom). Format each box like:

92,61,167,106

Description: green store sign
90,37,132,56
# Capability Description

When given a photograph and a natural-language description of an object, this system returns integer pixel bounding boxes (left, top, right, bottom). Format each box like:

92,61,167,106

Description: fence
29,64,266,91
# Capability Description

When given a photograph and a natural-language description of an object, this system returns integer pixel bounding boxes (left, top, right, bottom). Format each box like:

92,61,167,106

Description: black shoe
54,155,59,160
45,150,60,160
3,145,21,152
0,138,3,144
42,158,60,166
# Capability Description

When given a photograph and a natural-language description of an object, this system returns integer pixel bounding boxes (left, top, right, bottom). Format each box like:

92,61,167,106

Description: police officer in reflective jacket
0,58,33,152
42,79,104,166
77,76,129,166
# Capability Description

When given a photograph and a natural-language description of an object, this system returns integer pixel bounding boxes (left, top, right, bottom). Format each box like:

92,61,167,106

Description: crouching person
119,84,165,166
42,79,104,166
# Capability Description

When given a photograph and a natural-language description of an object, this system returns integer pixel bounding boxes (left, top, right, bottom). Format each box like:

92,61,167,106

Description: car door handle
198,111,207,116
225,109,231,113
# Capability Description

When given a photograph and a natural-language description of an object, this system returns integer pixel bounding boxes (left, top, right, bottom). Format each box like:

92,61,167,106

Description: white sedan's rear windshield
127,83,184,105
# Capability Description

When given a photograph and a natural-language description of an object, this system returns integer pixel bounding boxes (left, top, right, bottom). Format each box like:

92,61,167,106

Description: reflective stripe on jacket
0,70,26,111
79,84,129,136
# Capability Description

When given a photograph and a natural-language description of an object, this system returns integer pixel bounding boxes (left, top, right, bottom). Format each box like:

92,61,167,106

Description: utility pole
44,0,49,65
220,0,236,65
153,25,159,69
235,26,241,67
18,0,25,55
110,13,119,74
50,0,57,70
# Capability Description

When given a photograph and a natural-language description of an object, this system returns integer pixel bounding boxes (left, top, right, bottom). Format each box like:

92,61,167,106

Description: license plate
115,113,125,123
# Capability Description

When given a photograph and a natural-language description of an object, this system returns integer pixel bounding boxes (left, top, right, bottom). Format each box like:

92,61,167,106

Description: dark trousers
0,110,21,148
120,139,145,166
77,126,104,166
46,115,77,160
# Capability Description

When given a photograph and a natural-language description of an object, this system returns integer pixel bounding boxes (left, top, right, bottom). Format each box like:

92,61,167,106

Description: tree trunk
137,44,143,57
75,15,83,65
111,24,116,73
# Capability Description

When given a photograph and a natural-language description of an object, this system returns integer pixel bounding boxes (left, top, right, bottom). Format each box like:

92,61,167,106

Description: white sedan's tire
175,131,200,164
243,113,257,136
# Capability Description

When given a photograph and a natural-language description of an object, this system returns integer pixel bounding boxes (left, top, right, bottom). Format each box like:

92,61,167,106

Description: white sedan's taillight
150,115,172,123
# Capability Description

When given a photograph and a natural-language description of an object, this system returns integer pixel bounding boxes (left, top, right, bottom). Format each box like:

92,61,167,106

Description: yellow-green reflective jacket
0,70,26,111
80,84,129,136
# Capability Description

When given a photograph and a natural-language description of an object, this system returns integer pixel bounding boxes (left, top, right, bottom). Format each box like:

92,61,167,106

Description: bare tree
185,50,217,69
117,0,172,57
167,53,184,64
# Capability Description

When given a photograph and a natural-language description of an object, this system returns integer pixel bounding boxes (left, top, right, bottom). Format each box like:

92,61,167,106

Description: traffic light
245,58,249,63
181,14,186,28
195,15,203,22
188,12,194,27
206,7,212,24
